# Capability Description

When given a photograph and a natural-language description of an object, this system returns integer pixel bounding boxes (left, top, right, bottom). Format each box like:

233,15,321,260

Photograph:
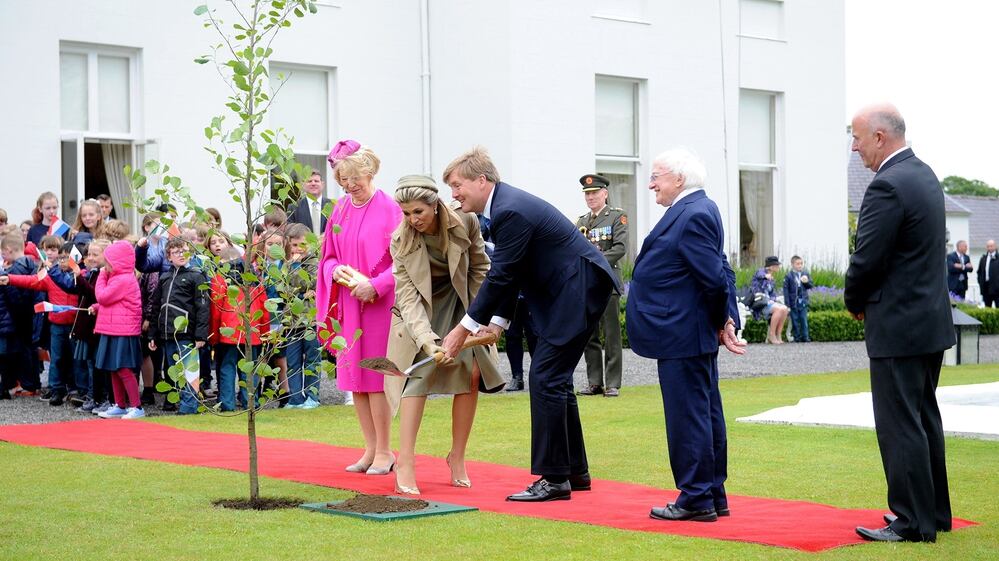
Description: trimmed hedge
499,302,995,351
730,311,864,344
957,306,999,335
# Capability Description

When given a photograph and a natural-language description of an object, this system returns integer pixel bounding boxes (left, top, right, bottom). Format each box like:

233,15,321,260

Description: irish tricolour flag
48,217,71,238
34,301,82,314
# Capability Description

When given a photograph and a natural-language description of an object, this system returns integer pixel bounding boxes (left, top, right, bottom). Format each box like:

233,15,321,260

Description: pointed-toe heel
446,452,471,488
366,461,395,476
345,460,373,473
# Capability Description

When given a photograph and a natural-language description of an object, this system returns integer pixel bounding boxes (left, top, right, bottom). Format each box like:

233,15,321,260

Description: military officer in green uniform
575,174,627,397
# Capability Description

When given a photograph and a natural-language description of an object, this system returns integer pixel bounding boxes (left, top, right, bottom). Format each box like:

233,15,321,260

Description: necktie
988,253,994,283
480,216,491,242
310,200,321,236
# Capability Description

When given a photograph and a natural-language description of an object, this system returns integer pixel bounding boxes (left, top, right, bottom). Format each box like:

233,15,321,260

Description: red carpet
0,420,975,552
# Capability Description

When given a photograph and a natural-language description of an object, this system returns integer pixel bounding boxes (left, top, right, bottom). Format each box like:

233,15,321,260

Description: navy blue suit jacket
466,182,621,346
626,190,738,359
946,251,971,293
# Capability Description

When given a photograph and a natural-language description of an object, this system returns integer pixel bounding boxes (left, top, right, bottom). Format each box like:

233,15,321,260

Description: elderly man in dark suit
846,103,955,543
978,239,999,307
287,170,331,236
626,148,744,522
441,146,620,502
946,240,973,300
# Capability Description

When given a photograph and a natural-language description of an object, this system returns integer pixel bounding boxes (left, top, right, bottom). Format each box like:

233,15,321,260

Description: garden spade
360,333,499,378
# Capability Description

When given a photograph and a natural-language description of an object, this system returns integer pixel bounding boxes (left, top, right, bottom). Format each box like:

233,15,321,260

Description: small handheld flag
148,222,183,240
69,245,83,263
66,259,81,275
34,302,83,314
48,217,71,238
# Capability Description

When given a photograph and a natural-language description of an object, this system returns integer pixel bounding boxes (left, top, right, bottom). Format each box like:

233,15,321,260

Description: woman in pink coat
316,140,402,475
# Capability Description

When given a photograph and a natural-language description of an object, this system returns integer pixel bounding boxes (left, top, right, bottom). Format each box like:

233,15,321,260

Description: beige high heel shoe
394,479,421,496
446,452,471,488
366,455,396,475
345,457,373,473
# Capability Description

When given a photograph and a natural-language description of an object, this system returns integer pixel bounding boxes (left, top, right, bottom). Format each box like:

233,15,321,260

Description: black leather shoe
576,385,603,396
856,525,906,542
603,388,619,397
569,472,591,491
506,478,571,502
650,503,718,522
716,506,730,517
506,378,524,392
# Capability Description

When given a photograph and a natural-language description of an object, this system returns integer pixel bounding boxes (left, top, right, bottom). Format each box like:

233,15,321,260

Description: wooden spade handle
432,333,499,361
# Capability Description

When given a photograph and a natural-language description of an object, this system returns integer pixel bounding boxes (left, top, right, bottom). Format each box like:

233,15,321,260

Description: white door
60,134,86,222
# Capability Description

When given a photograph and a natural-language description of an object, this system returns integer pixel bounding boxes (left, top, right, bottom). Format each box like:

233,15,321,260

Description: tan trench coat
384,206,502,412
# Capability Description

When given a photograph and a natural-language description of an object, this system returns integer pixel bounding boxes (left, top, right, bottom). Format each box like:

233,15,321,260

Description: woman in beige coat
387,175,503,495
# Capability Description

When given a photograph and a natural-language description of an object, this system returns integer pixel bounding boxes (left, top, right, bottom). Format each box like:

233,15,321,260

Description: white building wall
1,0,846,267
736,0,848,268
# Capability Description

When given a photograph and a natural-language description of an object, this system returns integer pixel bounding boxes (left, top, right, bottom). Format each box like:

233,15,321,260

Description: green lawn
2,365,997,560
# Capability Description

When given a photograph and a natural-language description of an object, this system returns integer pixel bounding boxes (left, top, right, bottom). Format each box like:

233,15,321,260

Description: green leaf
231,61,250,76
219,327,236,338
238,358,255,374
241,271,260,283
167,391,181,404
173,315,189,332
330,335,347,351
155,381,173,392
267,244,285,260
353,328,363,341
194,57,210,64
194,5,208,15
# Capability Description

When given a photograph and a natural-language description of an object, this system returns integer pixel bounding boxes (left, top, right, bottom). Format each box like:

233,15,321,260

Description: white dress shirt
460,185,510,332
878,146,909,171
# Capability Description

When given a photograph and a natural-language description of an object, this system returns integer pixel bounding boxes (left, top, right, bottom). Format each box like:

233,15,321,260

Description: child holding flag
0,239,85,405
91,240,145,419
27,192,69,246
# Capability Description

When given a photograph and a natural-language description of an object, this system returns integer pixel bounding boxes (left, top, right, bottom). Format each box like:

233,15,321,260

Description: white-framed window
268,63,335,198
59,43,140,138
592,0,649,24
738,89,780,266
739,0,785,41
596,76,642,261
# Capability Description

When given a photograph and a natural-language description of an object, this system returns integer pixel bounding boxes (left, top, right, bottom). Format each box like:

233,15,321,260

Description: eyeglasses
649,172,666,183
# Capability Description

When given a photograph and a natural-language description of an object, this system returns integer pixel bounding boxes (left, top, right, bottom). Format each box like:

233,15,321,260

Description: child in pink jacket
92,240,145,419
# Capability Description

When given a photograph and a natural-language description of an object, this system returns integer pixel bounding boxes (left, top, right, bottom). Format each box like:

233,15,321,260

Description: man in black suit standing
846,103,955,543
441,147,620,502
946,240,973,299
977,239,999,307
287,170,331,236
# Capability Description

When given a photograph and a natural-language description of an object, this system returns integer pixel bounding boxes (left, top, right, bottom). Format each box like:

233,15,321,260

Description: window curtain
740,170,761,242
102,143,132,224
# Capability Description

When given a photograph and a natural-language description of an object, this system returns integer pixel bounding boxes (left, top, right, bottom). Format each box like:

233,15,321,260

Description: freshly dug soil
213,497,306,510
359,357,399,372
330,494,429,513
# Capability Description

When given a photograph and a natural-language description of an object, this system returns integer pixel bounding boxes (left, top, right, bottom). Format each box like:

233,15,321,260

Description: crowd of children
0,192,325,417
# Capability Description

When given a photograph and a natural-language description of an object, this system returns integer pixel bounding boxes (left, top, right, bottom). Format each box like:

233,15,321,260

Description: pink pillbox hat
328,139,361,170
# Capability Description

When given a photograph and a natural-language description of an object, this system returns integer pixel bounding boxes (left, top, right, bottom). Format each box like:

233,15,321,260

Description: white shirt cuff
460,314,510,332
460,314,481,333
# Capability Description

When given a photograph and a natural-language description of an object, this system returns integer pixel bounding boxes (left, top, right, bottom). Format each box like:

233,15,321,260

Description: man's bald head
851,103,908,172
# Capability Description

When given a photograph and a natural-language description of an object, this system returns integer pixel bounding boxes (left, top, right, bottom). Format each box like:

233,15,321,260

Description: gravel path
3,335,997,426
